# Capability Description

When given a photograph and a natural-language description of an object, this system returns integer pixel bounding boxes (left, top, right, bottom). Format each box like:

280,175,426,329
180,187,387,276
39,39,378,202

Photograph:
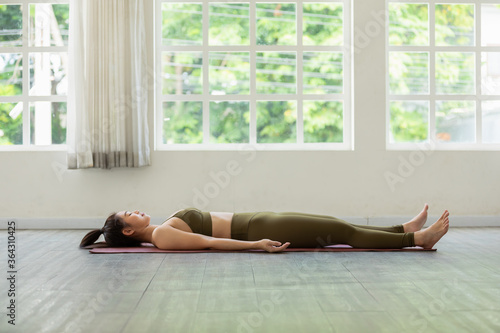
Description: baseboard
368,216,500,228
0,216,170,229
0,216,498,229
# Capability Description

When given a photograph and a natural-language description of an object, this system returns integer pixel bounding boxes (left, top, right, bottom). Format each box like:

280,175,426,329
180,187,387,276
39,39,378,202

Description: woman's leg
276,204,429,235
247,212,415,249
280,212,404,233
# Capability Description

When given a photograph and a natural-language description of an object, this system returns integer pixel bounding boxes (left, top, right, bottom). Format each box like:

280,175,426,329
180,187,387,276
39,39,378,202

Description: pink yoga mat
87,243,436,253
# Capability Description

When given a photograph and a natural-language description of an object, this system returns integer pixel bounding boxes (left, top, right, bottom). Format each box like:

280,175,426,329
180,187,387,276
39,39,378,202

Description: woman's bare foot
414,210,450,249
402,204,429,232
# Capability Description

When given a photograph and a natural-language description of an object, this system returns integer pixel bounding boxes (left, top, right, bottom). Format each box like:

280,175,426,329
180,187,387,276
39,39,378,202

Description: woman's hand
257,239,290,253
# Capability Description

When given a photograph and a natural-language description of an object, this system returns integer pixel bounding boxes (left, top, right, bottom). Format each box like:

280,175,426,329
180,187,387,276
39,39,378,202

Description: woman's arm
152,225,289,252
209,237,289,252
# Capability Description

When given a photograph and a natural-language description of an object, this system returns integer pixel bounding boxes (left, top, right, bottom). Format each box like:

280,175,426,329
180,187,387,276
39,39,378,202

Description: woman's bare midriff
163,210,233,238
210,212,233,238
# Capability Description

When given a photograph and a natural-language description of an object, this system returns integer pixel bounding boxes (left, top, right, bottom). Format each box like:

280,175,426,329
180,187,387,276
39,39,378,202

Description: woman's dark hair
79,212,143,248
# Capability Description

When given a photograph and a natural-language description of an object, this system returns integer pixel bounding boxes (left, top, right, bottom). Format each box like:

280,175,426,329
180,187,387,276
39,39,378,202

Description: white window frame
155,0,352,151
386,0,500,151
0,0,68,151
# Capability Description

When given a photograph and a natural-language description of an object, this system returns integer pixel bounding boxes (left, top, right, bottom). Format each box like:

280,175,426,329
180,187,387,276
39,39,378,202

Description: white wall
1,0,499,228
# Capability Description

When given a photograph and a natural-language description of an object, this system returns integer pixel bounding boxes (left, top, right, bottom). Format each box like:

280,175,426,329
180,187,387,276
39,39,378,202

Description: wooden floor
1,227,499,333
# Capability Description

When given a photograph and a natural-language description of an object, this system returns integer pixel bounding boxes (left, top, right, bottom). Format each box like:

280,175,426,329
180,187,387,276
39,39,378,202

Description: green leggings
231,212,415,248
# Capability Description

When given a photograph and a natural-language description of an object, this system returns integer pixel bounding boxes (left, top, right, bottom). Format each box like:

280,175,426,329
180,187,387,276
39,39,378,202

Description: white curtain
67,0,150,169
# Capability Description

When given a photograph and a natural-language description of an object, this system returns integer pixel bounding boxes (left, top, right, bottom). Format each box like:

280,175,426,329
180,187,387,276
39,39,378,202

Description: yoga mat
87,243,436,253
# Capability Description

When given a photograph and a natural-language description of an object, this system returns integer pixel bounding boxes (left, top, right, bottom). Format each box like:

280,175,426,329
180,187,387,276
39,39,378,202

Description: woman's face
117,210,151,230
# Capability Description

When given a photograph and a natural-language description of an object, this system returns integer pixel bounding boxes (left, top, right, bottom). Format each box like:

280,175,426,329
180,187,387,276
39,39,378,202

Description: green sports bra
171,208,213,236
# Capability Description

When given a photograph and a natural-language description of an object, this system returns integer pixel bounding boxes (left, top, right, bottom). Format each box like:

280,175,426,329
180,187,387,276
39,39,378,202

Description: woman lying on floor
80,204,449,252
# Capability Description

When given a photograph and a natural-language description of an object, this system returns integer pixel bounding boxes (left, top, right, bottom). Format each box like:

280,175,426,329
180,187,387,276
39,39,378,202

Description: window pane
210,101,249,143
303,3,343,46
29,102,66,145
482,101,500,143
256,52,296,94
0,5,22,47
303,52,342,94
256,3,296,45
209,3,249,45
389,52,429,95
162,52,202,95
482,4,500,46
435,4,474,46
29,53,68,96
29,4,69,47
209,52,250,95
162,3,202,46
482,52,500,95
436,101,475,143
389,101,429,143
0,53,22,96
389,3,428,46
303,100,342,143
436,52,475,95
0,102,22,145
257,101,296,143
163,101,203,144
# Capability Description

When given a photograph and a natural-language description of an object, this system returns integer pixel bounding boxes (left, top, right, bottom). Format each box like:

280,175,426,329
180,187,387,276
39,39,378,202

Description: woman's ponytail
79,229,104,248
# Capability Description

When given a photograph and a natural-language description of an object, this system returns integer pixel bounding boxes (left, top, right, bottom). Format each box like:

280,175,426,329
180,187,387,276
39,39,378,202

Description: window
387,0,500,149
0,1,69,149
156,0,351,150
